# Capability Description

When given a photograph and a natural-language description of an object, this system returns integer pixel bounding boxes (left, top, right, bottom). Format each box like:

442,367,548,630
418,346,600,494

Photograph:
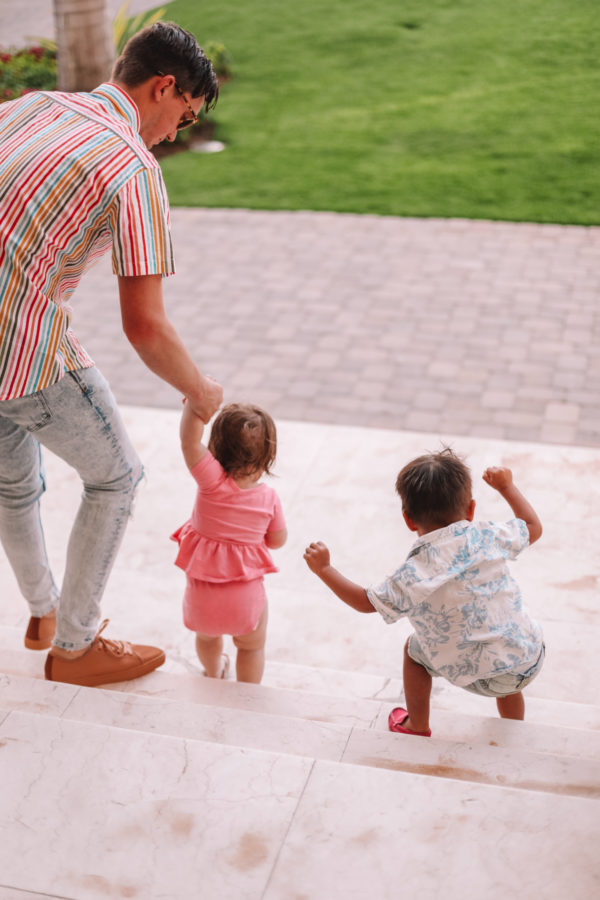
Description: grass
161,0,599,224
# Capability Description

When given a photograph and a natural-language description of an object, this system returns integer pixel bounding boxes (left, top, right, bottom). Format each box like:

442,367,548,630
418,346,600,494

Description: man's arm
118,274,222,422
304,541,375,613
482,467,542,545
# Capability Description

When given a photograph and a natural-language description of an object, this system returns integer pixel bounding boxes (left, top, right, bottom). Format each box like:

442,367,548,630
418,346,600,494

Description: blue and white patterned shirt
366,519,543,687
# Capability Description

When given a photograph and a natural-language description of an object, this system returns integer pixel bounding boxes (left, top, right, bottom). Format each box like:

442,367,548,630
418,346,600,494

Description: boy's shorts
407,634,545,698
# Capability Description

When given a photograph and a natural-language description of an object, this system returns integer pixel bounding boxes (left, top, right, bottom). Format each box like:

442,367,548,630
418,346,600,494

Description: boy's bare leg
233,603,268,684
402,638,432,732
195,633,224,677
496,691,525,720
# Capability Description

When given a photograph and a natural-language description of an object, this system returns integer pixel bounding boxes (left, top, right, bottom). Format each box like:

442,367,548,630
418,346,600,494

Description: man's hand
304,541,331,574
482,466,513,493
188,374,223,423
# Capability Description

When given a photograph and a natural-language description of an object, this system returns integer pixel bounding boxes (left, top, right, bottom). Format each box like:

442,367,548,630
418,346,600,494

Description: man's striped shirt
0,82,175,400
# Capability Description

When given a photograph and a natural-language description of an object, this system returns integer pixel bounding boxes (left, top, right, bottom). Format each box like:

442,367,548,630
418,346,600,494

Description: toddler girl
171,401,287,683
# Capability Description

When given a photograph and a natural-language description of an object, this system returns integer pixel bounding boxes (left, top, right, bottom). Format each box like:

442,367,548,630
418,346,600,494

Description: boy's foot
45,619,165,687
388,707,432,737
24,610,57,650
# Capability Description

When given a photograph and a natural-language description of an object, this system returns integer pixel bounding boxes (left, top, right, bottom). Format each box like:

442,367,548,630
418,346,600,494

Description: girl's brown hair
208,403,277,477
395,447,472,530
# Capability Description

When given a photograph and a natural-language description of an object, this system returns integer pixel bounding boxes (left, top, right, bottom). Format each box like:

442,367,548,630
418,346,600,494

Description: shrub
204,41,233,81
113,1,167,55
0,46,56,101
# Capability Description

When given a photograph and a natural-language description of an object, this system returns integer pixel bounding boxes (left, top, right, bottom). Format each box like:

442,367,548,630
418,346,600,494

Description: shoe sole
25,616,56,651
25,636,54,651
45,651,166,687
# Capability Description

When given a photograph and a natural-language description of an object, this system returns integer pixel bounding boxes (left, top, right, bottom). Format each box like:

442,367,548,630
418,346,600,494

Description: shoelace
94,619,134,656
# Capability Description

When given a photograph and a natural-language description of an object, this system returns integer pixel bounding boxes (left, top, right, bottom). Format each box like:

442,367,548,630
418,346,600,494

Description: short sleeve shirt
367,519,543,686
0,83,175,400
171,453,286,583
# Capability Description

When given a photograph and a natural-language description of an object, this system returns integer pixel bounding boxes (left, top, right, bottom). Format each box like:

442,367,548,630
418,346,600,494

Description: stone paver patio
76,209,600,447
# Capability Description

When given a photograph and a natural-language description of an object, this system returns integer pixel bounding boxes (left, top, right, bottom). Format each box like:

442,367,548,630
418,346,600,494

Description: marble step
2,672,600,799
2,709,598,900
267,658,600,733
108,669,600,764
9,631,589,736
3,621,599,733
1,635,599,763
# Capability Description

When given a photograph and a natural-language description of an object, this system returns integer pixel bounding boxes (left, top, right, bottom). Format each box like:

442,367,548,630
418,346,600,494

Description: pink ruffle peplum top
171,452,286,583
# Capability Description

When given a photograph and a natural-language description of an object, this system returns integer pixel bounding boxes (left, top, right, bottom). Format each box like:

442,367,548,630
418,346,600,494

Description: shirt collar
408,520,471,556
90,82,141,133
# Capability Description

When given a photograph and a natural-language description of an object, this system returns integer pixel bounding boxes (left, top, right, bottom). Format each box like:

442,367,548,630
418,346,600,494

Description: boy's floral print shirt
366,519,543,687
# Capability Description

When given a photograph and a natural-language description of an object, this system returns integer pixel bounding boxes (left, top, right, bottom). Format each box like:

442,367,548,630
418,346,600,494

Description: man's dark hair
395,447,472,530
112,22,219,109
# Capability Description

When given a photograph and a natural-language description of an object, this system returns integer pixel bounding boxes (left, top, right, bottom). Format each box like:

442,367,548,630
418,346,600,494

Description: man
0,22,223,686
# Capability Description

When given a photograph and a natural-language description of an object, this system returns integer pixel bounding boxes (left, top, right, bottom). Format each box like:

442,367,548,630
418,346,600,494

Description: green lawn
161,0,599,224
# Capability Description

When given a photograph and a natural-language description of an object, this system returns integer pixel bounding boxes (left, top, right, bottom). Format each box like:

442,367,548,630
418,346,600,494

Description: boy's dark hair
112,22,219,110
208,403,277,478
395,448,472,530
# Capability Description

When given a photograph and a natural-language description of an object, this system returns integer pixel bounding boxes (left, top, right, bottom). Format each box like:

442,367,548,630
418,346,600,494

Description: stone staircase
1,622,599,900
2,412,600,898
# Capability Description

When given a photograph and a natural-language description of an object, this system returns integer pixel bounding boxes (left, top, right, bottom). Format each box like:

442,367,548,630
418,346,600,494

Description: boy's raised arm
482,467,542,545
304,541,375,613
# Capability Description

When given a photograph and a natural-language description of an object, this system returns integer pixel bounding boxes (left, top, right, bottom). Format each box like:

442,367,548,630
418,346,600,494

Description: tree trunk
53,0,115,92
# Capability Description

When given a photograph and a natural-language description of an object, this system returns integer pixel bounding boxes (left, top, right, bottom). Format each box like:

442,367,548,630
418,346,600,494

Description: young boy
304,449,544,737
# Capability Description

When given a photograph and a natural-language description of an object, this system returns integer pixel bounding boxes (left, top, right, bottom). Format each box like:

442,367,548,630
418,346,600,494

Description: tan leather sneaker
45,619,165,687
24,612,57,650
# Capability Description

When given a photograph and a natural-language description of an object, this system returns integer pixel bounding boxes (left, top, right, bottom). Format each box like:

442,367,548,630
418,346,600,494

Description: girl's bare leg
402,638,432,732
496,692,525,720
233,602,268,684
195,632,225,677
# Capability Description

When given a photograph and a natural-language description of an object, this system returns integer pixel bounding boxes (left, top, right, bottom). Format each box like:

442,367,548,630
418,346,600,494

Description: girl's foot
204,653,230,679
218,653,230,679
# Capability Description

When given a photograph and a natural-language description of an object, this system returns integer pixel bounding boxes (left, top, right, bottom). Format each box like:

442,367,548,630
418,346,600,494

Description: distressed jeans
0,366,143,649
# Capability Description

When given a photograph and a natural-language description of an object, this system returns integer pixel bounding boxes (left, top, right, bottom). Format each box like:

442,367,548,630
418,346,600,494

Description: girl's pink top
171,453,286,583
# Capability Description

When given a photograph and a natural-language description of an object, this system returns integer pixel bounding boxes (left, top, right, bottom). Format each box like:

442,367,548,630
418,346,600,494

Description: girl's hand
304,541,331,574
482,466,513,492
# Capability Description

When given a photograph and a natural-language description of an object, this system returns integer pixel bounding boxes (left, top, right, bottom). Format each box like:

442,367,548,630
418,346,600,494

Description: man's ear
465,498,476,522
153,72,172,101
402,510,420,533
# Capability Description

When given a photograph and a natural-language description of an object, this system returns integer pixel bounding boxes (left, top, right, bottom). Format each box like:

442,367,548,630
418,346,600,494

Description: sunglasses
156,70,198,130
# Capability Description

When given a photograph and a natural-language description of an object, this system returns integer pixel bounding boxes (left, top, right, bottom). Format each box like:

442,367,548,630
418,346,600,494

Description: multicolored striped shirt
0,82,175,400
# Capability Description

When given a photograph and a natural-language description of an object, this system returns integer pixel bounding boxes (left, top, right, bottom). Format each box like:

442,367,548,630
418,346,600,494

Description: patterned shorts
407,634,545,698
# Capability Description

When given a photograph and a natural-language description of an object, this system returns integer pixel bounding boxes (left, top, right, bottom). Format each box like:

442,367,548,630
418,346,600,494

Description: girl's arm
180,400,209,470
304,541,375,613
482,467,542,545
265,527,288,549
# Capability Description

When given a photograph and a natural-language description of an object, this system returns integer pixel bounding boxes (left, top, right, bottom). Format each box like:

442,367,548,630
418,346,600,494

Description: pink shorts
183,577,266,636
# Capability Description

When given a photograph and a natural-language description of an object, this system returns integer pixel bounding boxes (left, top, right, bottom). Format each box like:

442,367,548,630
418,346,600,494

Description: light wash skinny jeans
0,366,143,650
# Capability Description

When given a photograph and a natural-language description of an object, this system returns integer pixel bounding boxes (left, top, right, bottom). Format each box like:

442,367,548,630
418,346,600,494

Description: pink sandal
388,707,432,737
